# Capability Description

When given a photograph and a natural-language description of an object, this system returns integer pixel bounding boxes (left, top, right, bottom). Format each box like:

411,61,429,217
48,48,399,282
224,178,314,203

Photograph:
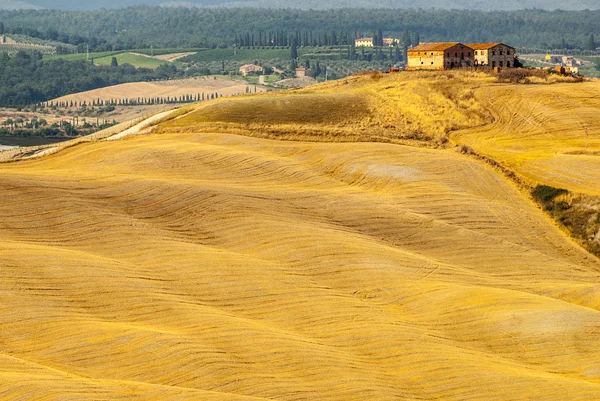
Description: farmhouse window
475,51,478,55
455,52,458,57
492,51,496,55
447,52,450,57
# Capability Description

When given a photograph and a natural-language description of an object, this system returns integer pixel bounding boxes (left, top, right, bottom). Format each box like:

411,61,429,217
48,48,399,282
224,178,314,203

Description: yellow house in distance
354,37,401,47
355,38,374,47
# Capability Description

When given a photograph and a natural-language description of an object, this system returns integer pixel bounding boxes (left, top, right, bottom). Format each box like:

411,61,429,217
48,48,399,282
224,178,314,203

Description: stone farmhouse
239,64,263,76
407,42,517,70
467,43,516,68
406,42,475,70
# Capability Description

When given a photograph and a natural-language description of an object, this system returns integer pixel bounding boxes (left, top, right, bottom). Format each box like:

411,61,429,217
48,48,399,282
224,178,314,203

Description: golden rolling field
1,71,600,400
452,82,600,196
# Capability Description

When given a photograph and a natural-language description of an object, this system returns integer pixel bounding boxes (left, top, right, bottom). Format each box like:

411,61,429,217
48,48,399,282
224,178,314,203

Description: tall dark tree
110,56,118,67
290,38,298,61
377,28,383,46
414,32,420,46
0,21,4,35
587,34,596,50
401,29,411,48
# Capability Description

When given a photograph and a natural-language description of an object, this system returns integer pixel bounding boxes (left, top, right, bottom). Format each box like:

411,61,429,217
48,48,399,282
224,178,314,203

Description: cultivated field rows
1,129,599,399
452,81,600,195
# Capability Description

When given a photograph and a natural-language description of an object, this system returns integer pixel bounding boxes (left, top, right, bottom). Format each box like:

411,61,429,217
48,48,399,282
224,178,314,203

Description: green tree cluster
0,50,183,107
0,7,599,50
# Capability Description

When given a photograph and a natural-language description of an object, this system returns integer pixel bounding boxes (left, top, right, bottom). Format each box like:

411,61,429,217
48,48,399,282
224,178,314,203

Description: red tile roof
467,43,514,50
408,42,462,52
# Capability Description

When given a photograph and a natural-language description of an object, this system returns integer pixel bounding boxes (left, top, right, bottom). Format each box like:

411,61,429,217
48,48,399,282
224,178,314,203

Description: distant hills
0,0,40,9
2,0,600,10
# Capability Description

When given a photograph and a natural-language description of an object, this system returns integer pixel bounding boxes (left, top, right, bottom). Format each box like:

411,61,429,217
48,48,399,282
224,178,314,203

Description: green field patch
180,47,323,63
94,53,170,69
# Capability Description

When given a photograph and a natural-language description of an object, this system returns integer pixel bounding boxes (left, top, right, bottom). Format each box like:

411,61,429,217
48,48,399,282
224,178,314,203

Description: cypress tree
402,29,411,48
588,34,596,51
291,38,298,61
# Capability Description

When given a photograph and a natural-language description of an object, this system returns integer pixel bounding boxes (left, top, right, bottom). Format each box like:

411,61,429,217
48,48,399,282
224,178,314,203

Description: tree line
44,92,228,109
0,7,598,51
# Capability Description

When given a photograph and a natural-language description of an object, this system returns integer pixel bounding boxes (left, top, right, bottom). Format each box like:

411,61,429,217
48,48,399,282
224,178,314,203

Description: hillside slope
1,120,600,398
1,71,600,399
452,82,600,196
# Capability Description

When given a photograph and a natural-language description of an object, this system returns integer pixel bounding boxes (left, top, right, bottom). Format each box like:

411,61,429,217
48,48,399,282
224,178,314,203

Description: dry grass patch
159,71,494,145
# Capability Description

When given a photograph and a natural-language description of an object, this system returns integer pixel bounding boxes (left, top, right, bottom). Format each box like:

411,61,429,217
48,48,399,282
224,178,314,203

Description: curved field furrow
1,128,600,399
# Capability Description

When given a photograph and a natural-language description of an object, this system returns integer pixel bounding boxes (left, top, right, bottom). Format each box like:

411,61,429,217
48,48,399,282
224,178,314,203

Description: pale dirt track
153,52,197,62
1,129,600,399
452,81,600,195
0,108,184,163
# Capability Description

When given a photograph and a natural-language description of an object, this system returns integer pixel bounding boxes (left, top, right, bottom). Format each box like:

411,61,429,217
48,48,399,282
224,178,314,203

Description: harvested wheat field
452,81,600,196
1,71,600,400
51,77,267,107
